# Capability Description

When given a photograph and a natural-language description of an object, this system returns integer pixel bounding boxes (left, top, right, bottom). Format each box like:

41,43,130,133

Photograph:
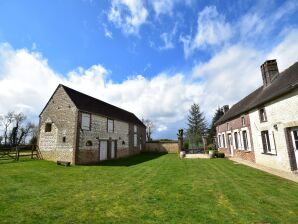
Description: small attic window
62,137,66,143
45,123,52,132
86,140,93,146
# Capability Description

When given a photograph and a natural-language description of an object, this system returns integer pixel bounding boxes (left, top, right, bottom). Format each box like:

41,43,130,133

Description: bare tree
142,119,155,141
0,111,14,146
9,112,26,146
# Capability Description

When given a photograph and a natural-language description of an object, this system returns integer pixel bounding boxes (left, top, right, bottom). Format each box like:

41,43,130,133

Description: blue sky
0,0,298,139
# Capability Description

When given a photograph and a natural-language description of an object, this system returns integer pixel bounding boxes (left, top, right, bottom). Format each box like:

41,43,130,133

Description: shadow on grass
98,152,167,167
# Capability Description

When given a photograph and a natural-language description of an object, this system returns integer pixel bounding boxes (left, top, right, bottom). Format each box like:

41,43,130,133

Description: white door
111,141,115,159
291,129,298,168
100,141,107,161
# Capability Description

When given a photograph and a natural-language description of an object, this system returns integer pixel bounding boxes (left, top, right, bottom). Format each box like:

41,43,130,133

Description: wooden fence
0,145,42,161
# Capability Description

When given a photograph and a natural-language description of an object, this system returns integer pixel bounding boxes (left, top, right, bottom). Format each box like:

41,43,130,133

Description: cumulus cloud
107,0,148,35
191,28,298,118
181,6,232,58
0,42,204,137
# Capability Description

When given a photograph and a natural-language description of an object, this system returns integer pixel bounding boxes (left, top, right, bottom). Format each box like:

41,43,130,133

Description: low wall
145,141,178,153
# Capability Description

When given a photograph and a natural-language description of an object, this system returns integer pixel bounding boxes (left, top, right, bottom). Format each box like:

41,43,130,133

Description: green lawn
0,153,298,223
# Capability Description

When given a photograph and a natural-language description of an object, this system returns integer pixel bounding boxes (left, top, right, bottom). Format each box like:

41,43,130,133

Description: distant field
0,153,297,223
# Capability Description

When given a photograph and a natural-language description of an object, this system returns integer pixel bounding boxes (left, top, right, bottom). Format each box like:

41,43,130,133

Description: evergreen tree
186,103,207,148
207,107,224,144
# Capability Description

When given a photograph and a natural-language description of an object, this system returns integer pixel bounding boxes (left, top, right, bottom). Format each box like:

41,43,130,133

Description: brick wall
145,142,178,153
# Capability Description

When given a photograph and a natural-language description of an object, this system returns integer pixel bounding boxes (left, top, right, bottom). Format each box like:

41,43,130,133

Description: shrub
207,144,215,151
217,152,225,158
183,141,189,150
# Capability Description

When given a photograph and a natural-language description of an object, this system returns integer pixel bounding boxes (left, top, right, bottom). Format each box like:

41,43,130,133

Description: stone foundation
218,147,255,163
40,150,73,163
77,149,99,164
234,150,255,162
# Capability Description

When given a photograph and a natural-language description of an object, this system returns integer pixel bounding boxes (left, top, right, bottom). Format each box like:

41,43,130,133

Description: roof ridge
60,84,134,114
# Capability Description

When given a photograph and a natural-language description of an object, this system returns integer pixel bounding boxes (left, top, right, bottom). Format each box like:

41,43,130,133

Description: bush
207,144,215,151
217,152,225,158
183,141,189,150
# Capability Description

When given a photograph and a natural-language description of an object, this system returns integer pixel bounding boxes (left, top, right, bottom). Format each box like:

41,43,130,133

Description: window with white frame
242,131,248,150
222,134,226,148
218,135,222,147
81,113,91,130
261,131,271,153
234,132,239,149
291,129,298,150
107,119,114,133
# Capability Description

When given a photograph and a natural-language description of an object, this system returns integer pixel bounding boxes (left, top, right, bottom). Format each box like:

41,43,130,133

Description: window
261,131,271,153
222,134,226,148
107,119,114,133
242,131,248,150
291,129,298,150
259,108,267,122
218,135,222,147
134,125,138,147
241,117,245,126
86,140,93,146
62,137,66,143
45,123,52,132
81,113,91,130
234,132,239,149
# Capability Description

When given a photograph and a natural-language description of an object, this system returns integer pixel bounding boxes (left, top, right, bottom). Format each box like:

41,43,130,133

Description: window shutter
269,131,276,152
82,113,90,130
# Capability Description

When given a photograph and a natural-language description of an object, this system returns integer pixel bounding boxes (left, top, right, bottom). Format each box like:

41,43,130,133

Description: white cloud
0,42,204,138
181,6,232,58
103,25,113,39
191,28,298,119
107,0,148,35
159,32,174,50
151,0,176,17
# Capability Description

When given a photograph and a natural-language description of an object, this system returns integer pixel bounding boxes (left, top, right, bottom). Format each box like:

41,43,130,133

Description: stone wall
249,88,298,172
145,142,178,153
38,86,77,163
77,112,146,164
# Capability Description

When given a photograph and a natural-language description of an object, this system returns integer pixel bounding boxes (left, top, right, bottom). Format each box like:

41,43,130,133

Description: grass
0,153,298,223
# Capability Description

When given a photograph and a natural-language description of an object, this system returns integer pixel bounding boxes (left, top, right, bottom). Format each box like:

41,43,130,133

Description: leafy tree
207,107,224,144
186,103,207,148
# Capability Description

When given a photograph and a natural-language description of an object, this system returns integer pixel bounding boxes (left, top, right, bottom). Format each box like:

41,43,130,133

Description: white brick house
216,60,298,173
38,84,146,165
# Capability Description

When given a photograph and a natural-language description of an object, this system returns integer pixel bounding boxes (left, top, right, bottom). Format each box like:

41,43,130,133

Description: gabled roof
41,84,145,127
216,61,298,125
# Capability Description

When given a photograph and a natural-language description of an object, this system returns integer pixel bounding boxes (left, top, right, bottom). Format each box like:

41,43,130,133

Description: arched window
86,140,93,146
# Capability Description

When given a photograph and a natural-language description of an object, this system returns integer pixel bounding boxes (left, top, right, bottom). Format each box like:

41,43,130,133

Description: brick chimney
223,105,229,113
261,59,279,87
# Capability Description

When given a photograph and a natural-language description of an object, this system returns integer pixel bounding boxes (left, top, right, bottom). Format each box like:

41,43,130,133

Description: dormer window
259,108,267,122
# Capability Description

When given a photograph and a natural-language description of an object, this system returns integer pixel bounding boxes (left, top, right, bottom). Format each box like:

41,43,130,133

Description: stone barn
38,84,146,165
